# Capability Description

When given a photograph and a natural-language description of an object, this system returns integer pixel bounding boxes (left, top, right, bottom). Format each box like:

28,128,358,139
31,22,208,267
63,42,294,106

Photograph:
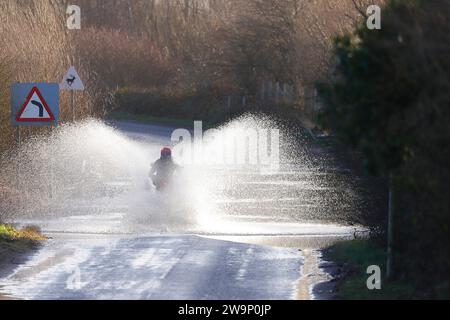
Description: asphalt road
0,119,361,300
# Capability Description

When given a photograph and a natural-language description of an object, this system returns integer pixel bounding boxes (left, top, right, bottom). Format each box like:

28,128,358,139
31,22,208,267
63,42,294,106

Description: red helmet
161,147,172,157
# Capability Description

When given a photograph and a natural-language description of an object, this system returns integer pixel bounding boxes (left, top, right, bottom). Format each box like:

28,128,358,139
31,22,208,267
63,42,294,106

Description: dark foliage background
318,0,450,297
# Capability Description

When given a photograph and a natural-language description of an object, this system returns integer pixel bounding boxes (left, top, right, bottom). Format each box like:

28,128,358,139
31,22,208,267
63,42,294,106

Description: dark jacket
149,158,179,186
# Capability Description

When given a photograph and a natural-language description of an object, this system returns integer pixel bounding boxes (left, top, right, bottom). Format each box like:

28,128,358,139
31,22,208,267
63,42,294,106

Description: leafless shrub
72,28,175,90
0,1,113,143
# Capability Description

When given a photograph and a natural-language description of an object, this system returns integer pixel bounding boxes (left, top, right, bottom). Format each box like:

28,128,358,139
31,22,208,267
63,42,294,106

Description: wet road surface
0,119,368,299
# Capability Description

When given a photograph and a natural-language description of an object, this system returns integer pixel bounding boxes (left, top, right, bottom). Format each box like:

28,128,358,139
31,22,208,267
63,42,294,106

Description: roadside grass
325,240,416,300
0,224,46,251
107,111,197,129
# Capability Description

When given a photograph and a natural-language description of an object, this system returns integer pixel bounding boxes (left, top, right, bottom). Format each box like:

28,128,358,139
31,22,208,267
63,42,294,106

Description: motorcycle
147,167,183,193
146,175,171,192
154,179,169,192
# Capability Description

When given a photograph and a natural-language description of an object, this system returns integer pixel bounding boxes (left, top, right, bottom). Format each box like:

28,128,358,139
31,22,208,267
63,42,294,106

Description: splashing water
1,115,363,237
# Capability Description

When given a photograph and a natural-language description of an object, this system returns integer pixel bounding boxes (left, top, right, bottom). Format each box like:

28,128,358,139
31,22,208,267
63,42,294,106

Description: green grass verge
325,240,415,300
107,111,197,128
0,224,46,252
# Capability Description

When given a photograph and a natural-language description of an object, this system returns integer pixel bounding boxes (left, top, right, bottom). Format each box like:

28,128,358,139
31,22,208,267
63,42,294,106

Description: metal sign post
71,90,75,121
15,126,21,191
11,83,60,202
60,66,85,121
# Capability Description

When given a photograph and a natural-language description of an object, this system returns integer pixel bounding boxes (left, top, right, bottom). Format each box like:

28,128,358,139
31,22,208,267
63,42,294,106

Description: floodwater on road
0,116,374,300
1,235,302,300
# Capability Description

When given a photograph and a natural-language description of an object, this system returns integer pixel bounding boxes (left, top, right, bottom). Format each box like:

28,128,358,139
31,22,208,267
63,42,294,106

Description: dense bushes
0,2,175,153
319,0,450,296
0,1,112,221
0,1,112,153
72,0,375,117
113,88,229,124
73,28,175,89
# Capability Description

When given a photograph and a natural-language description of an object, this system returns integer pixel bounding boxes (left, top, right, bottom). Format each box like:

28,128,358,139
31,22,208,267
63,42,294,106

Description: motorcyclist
149,147,179,191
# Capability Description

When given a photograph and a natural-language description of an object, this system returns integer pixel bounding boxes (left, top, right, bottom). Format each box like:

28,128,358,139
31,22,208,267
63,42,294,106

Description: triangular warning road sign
60,66,85,91
16,87,55,122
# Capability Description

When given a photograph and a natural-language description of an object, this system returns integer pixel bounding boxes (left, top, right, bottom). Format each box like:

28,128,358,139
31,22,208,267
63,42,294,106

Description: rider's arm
149,162,157,177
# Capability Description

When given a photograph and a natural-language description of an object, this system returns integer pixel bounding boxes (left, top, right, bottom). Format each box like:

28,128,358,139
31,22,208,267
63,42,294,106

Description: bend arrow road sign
11,83,59,126
16,86,55,122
